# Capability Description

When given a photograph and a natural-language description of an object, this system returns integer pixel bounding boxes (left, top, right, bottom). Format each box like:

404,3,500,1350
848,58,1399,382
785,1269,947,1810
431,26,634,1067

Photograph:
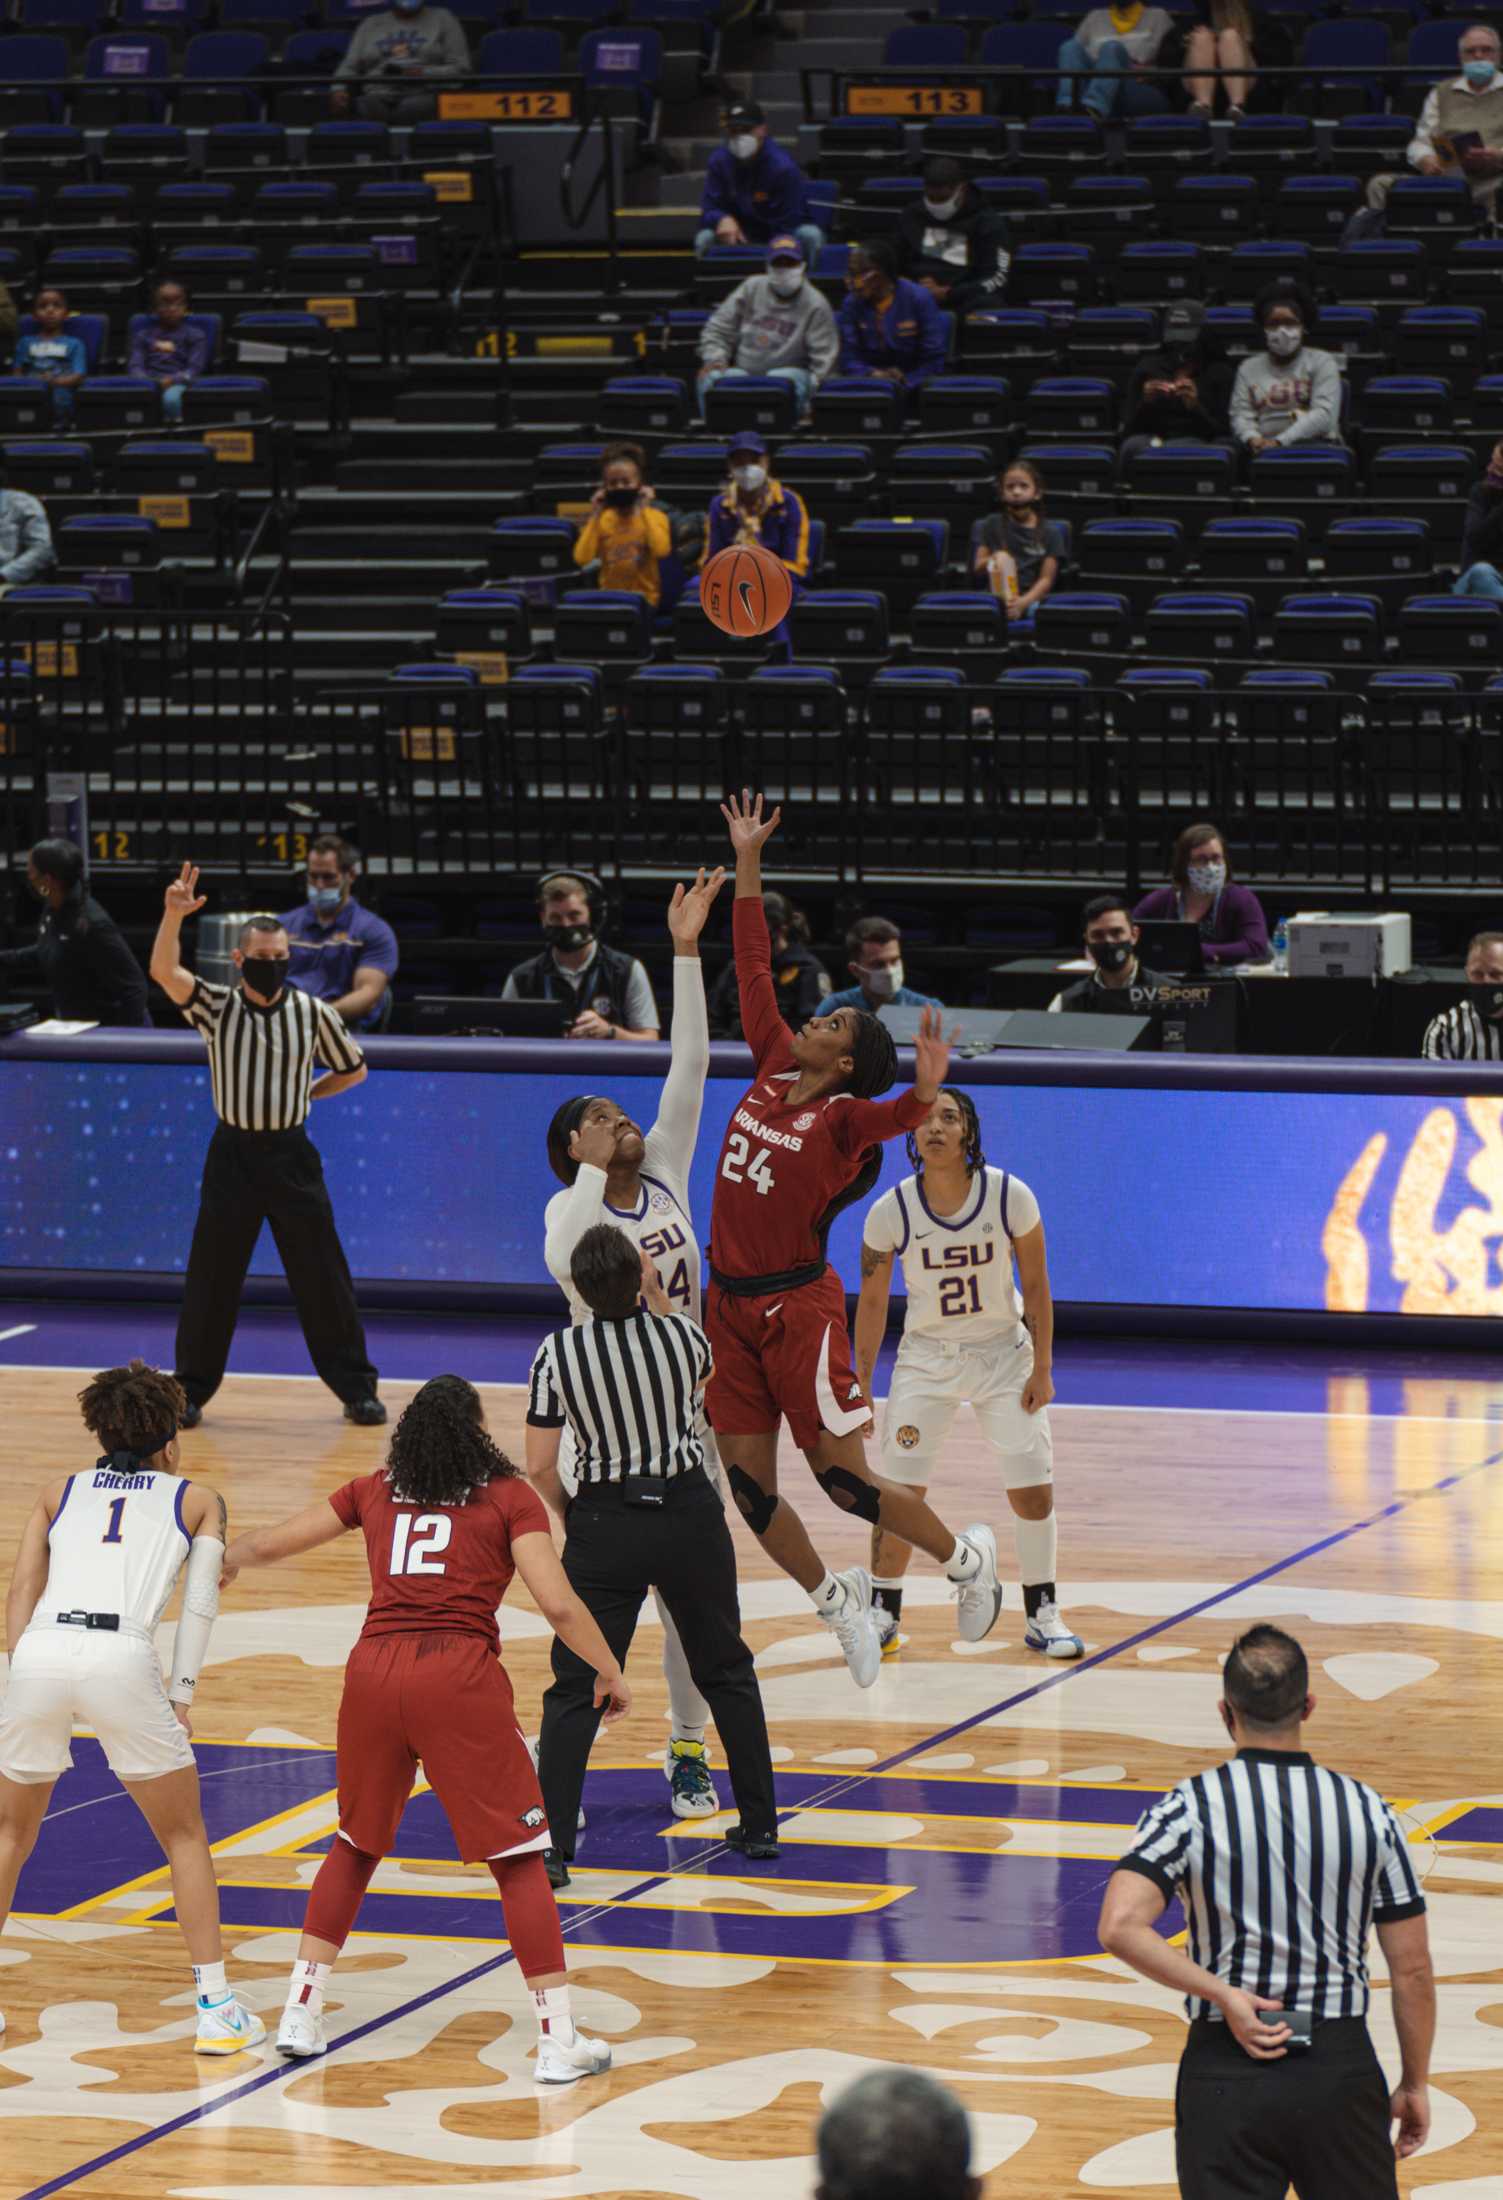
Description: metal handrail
560,99,623,287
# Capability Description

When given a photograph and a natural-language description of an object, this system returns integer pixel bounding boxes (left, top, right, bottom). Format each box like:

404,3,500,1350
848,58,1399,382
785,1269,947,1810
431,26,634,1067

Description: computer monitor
1152,978,1240,1055
994,1008,1153,1052
408,996,568,1037
878,1004,1015,1054
1135,919,1205,975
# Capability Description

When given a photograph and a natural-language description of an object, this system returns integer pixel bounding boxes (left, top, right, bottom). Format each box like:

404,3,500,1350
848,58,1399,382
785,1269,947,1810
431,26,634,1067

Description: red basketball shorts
335,1632,549,1864
706,1264,871,1453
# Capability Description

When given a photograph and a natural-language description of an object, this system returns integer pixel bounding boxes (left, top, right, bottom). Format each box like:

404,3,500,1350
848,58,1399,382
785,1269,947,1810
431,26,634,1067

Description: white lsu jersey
863,1165,1041,1346
31,1464,194,1635
548,1172,700,1326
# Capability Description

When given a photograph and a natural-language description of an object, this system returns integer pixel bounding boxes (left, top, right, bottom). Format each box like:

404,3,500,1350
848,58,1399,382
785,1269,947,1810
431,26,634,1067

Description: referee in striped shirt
1098,1625,1435,2199
1422,930,1503,1060
150,862,383,1428
525,1223,778,1885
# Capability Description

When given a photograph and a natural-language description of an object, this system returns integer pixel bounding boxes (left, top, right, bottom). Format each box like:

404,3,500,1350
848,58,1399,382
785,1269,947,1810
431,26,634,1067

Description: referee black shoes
179,1401,203,1429
725,1824,781,1862
344,1395,387,1426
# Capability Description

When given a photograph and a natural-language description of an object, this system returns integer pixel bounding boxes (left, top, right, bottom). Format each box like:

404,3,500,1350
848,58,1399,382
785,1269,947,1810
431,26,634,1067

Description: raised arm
721,791,795,1073
221,1498,352,1585
831,1004,952,1153
648,865,725,1165
150,861,206,1007
542,1119,617,1288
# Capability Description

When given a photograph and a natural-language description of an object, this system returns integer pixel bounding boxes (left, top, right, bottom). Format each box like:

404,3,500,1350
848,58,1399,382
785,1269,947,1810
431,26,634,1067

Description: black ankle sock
871,1584,904,1624
1022,1581,1055,1620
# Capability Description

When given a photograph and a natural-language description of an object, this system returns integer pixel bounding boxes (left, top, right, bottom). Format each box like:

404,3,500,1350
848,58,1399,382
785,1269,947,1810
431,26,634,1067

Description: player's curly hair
77,1359,186,1457
844,1010,896,1100
905,1084,984,1177
385,1374,519,1507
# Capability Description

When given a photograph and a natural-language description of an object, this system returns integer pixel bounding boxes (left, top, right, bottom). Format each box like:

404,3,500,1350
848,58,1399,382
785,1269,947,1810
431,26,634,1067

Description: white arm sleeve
168,1534,224,1705
642,957,709,1195
543,1168,609,1290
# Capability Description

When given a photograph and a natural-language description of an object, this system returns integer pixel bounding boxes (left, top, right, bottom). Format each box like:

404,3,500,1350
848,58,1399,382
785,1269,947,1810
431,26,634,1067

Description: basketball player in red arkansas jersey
707,793,1002,1688
220,1375,630,2084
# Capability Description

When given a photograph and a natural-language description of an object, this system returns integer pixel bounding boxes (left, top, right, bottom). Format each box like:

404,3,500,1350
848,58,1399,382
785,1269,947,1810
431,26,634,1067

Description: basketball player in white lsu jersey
540,866,728,1822
853,1086,1083,1661
0,1360,265,2052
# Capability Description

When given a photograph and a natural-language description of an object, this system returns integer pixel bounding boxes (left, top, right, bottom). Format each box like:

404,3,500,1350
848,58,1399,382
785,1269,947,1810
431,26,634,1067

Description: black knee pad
727,1462,779,1537
815,1463,882,1524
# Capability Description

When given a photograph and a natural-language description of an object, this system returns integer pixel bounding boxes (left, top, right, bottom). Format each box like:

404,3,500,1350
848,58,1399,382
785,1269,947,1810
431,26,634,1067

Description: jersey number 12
721,1133,775,1196
390,1512,452,1575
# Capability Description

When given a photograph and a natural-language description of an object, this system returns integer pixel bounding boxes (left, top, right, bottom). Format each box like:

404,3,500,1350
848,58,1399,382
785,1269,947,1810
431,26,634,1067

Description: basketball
700,541,794,637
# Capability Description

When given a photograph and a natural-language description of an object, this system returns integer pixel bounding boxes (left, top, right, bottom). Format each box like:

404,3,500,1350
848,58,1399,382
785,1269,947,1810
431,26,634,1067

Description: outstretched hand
164,861,206,920
668,864,727,945
720,789,782,854
911,1003,954,1101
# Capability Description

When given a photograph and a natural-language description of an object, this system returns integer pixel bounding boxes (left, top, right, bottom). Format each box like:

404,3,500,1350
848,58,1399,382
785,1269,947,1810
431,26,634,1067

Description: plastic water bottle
1273,919,1289,976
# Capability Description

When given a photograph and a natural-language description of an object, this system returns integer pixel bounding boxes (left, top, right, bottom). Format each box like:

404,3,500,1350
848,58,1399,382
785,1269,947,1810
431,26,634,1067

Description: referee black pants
537,1468,777,1860
174,1123,378,1409
1176,2016,1399,2199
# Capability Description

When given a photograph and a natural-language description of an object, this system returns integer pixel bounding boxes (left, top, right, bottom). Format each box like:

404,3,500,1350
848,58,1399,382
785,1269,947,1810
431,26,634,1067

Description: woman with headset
501,872,660,1042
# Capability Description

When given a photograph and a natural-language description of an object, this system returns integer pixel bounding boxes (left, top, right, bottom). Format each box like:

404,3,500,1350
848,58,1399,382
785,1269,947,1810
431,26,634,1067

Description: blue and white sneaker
1024,1596,1084,1660
194,1996,267,2055
953,1525,1003,1644
666,1738,717,1818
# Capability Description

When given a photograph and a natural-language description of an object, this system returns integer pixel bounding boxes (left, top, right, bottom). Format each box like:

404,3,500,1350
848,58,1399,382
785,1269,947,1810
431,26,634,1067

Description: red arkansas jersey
709,897,929,1279
330,1470,550,1654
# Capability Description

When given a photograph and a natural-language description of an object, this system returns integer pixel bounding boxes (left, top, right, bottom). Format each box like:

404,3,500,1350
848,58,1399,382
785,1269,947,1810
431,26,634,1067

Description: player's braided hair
845,1009,897,1099
905,1084,984,1177
77,1359,186,1458
386,1374,519,1506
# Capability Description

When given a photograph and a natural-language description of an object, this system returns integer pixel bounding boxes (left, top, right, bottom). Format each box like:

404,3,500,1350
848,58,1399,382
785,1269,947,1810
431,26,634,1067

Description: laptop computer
994,1008,1154,1051
408,996,568,1037
1135,919,1205,975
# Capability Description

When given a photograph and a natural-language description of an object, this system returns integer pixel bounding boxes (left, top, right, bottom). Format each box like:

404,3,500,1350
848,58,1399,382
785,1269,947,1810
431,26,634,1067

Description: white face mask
768,265,804,295
1187,861,1226,895
728,132,759,161
860,959,904,999
924,193,962,221
1266,324,1303,360
732,463,766,492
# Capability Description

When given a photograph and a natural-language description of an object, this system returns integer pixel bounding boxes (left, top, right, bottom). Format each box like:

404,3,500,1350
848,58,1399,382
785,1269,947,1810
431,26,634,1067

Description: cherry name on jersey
331,1468,550,1655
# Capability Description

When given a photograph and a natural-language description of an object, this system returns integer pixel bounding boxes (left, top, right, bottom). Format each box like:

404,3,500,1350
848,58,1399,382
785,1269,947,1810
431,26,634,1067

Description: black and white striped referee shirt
527,1311,713,1485
1422,1000,1503,1061
182,978,364,1131
1119,1749,1426,2020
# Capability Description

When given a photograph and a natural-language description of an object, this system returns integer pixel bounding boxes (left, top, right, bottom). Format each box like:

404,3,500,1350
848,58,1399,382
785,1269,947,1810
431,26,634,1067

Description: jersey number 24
721,1133,775,1196
390,1513,452,1575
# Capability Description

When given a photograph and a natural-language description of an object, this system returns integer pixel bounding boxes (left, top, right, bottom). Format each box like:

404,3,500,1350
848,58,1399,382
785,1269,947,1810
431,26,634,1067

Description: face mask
242,956,289,1000
733,463,766,492
728,133,759,161
924,193,962,221
860,960,904,999
1465,56,1496,86
307,884,342,914
768,266,803,296
1266,324,1303,360
1088,939,1133,973
604,486,638,511
547,921,592,953
1187,861,1226,894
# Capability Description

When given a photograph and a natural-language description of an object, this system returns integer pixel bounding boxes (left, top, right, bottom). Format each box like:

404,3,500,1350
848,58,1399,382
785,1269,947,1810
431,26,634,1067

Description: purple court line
18,1440,1503,2200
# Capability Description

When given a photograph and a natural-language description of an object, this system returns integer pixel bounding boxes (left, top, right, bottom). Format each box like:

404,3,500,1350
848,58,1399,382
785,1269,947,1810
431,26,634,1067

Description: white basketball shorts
0,1624,195,1785
879,1330,1054,1489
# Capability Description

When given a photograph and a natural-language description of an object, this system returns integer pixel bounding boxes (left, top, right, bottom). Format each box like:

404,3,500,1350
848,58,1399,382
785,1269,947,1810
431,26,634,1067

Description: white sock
945,1536,980,1584
193,1960,229,2007
1014,1512,1057,1592
533,1983,576,2046
286,1959,331,2017
810,1570,844,1615
655,1593,711,1738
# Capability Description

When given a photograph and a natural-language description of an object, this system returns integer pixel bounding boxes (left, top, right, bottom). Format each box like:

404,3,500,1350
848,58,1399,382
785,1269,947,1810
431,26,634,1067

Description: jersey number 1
390,1513,452,1575
721,1133,775,1196
101,1496,127,1544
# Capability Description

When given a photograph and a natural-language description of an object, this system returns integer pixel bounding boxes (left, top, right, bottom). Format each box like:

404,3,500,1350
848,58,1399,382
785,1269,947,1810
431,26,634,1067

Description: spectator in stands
280,834,399,1030
129,279,207,425
823,915,940,1015
696,234,837,422
572,443,672,610
331,0,469,122
706,431,811,595
1121,307,1233,455
815,2069,980,2200
1230,283,1341,457
1056,1,1174,119
0,837,148,1027
837,239,948,399
0,462,54,587
894,158,1012,316
1368,23,1503,214
502,872,659,1041
0,279,16,361
1422,930,1503,1060
973,457,1066,624
1133,820,1271,966
708,889,830,1039
15,288,86,423
696,101,823,265
1455,438,1503,600
1049,893,1167,1015
1183,0,1256,117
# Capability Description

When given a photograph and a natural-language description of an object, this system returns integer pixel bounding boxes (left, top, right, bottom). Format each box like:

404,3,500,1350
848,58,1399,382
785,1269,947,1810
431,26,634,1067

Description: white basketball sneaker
194,1997,267,2055
952,1524,1004,1643
1024,1595,1085,1660
822,1566,882,1689
276,2003,326,2059
535,2029,612,2084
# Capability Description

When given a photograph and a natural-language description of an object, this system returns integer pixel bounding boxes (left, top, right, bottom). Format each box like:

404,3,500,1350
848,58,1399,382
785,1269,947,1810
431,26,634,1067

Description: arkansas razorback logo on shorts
521,1806,545,1829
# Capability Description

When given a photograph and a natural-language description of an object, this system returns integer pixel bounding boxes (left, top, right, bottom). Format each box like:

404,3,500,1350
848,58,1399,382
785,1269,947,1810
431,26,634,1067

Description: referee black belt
572,1465,710,1506
710,1258,826,1298
56,1610,120,1631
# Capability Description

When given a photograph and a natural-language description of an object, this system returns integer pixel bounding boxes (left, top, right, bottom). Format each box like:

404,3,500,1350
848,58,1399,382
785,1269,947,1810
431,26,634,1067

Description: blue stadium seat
82,32,172,120
204,119,288,168
918,377,1011,438
1397,594,1503,665
1224,239,1314,300
909,590,1007,666
1332,238,1428,304
50,180,136,230
17,0,105,34
180,32,270,120
1145,592,1255,667
57,512,162,570
1112,241,1203,303
882,23,968,63
1077,517,1185,590
835,518,949,594
702,375,800,438
0,37,71,121
306,118,390,164
1023,376,1115,437
488,517,582,584
1,442,96,498
1249,445,1357,515
1009,243,1095,306
978,19,1068,100
1168,173,1257,240
1274,174,1361,243
554,590,654,669
476,26,566,69
1198,516,1306,588
578,25,661,106
1386,173,1476,235
1299,15,1389,112
0,185,42,232
790,590,890,668
1273,592,1383,666
1393,307,1487,381
597,375,691,434
1123,442,1238,510
165,243,264,296
1033,591,1129,657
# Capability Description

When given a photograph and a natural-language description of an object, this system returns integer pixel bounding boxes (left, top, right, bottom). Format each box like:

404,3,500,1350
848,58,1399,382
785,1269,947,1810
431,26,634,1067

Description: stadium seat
597,375,691,434
1392,307,1487,381
1397,594,1503,667
2,441,97,496
833,518,949,605
1169,174,1257,241
552,590,654,673
810,377,903,438
1023,376,1115,439
179,31,270,120
1009,243,1096,307
488,517,578,585
0,37,70,122
909,590,1008,672
81,33,172,121
1033,591,1130,661
1386,174,1477,236
702,376,800,439
1145,593,1255,677
790,591,890,676
881,23,967,63
1273,592,1384,667
918,377,1011,440
1076,517,1186,608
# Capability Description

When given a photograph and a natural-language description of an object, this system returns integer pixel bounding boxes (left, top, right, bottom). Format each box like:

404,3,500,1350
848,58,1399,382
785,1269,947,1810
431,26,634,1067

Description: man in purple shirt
129,277,209,424
279,834,400,1029
1133,820,1271,967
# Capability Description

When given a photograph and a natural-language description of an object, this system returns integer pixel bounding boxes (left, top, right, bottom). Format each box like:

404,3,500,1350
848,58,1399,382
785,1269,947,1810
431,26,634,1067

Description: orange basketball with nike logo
700,541,794,637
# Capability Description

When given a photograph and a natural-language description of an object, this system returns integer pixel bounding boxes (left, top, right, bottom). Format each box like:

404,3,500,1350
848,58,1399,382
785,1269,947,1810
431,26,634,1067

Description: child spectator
572,443,672,609
14,288,85,421
129,279,208,423
973,458,1066,624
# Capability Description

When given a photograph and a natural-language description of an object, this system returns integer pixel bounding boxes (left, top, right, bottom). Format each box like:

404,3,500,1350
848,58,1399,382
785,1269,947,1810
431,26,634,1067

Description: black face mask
604,487,638,511
546,922,592,953
1088,939,1133,973
242,956,289,1000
